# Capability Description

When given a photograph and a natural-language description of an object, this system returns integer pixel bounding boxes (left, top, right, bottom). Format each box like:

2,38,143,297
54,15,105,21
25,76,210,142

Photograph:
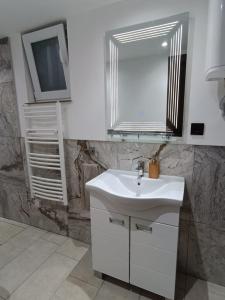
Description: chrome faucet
136,160,145,180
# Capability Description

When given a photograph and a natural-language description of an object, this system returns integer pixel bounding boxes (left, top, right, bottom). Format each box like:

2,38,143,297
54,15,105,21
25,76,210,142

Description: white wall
10,0,225,145
118,55,167,123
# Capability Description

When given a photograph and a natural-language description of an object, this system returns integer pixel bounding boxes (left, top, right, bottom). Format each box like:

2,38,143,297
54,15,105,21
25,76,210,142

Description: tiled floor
0,217,225,300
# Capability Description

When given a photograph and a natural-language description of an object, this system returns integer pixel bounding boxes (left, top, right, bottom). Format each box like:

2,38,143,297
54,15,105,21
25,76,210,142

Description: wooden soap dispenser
148,144,167,179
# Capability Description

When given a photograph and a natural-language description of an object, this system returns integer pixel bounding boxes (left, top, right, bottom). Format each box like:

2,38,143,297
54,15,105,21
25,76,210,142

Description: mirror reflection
106,13,189,137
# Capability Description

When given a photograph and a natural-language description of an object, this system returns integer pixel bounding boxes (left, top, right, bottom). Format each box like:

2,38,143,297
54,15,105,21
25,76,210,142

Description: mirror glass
105,13,189,137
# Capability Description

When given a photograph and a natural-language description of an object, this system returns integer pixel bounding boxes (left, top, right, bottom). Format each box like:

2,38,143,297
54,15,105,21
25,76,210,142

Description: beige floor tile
185,277,225,300
70,250,103,288
0,287,10,300
0,222,24,245
0,218,29,229
95,281,139,300
0,238,57,298
42,232,69,245
56,239,89,261
207,281,225,298
0,227,47,270
0,241,25,270
10,253,78,300
53,277,98,300
9,227,46,250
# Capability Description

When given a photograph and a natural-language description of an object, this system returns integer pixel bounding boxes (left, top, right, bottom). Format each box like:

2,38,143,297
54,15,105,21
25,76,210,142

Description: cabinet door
130,217,178,299
91,208,129,282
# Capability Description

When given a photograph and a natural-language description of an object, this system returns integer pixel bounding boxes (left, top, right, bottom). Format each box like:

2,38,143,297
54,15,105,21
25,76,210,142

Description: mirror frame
105,12,189,137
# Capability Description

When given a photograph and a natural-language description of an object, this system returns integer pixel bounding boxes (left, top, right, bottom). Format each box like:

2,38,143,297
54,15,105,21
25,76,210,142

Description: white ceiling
0,0,122,38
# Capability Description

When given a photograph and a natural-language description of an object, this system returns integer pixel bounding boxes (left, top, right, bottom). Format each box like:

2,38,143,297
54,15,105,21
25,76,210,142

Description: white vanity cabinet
86,170,184,300
90,207,130,282
90,196,180,300
130,217,178,299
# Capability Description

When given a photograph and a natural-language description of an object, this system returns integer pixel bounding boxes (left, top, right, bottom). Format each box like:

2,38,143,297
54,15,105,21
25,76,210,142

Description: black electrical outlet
191,123,204,135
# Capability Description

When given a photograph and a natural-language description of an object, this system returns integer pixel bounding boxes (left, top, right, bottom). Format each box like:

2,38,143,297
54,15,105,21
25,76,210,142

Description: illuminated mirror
105,13,189,137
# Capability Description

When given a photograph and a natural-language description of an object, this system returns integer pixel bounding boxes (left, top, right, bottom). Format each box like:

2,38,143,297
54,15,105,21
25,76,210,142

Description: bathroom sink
86,169,185,211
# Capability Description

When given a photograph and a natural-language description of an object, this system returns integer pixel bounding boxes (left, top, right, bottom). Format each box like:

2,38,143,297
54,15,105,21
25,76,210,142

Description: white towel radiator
23,102,68,205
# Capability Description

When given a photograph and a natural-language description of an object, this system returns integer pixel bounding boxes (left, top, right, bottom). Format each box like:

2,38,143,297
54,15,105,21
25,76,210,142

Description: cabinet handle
135,224,152,233
109,217,125,226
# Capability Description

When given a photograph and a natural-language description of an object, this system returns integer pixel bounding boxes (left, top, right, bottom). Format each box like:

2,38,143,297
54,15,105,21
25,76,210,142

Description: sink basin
86,169,185,211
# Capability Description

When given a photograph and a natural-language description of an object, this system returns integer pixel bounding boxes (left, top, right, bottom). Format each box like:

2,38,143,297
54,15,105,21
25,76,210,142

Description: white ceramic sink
86,169,185,211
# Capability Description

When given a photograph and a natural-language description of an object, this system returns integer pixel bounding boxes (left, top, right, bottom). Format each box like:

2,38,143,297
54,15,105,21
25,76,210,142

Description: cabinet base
98,273,174,300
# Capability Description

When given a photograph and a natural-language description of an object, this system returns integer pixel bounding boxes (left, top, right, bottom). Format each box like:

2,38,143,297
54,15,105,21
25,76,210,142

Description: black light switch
191,123,204,135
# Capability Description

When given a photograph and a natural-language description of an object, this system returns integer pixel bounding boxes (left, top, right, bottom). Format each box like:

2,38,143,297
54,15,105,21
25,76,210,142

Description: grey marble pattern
187,222,225,286
191,146,225,230
0,39,13,84
88,140,118,169
64,140,81,203
0,82,20,138
0,39,19,138
68,216,91,244
28,201,68,236
0,137,24,181
0,177,30,225
65,140,106,243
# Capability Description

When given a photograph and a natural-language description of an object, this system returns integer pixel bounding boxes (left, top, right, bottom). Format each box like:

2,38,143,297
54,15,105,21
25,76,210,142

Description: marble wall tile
64,140,106,243
0,82,20,137
64,140,80,201
19,138,30,188
191,146,225,230
68,216,91,244
0,177,30,225
64,140,104,209
160,144,194,212
0,39,19,138
88,140,119,169
116,142,157,170
0,39,13,84
187,222,225,286
0,137,25,181
28,201,68,236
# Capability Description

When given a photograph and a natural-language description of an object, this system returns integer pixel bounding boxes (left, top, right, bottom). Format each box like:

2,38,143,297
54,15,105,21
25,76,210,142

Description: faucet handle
136,160,145,170
132,156,148,171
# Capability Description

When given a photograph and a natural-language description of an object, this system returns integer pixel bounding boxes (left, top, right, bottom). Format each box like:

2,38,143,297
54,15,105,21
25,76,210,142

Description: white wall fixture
206,0,225,81
22,24,70,101
23,102,68,205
